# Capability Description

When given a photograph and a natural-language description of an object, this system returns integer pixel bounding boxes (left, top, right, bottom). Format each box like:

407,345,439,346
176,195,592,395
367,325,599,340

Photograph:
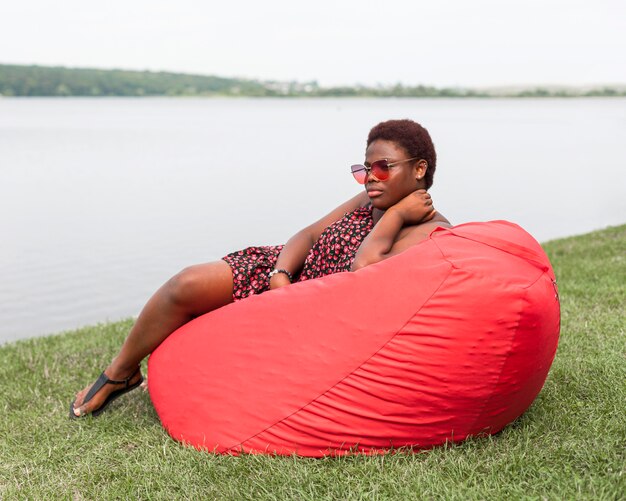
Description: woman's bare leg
72,260,234,416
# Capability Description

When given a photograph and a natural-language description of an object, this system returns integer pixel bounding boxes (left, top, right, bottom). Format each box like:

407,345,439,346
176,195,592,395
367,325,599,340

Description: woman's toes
72,393,83,409
72,387,95,416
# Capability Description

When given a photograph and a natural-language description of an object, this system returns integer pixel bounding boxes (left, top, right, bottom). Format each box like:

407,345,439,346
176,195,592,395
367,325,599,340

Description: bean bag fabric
148,220,560,457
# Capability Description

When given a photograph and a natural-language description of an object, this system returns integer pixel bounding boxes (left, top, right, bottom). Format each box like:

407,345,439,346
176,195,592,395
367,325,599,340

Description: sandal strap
82,367,141,405
105,366,141,387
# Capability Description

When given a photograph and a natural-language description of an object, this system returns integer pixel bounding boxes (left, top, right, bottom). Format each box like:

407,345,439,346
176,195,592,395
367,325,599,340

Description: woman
70,118,451,418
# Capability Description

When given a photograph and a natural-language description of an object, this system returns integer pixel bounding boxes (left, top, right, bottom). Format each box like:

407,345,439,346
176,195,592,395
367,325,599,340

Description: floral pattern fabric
222,206,374,301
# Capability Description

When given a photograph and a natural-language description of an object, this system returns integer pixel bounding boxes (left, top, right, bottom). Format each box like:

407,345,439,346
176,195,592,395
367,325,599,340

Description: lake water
1,97,625,344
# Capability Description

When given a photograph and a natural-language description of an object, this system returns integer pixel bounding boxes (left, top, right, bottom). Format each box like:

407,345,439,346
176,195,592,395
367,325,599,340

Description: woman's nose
365,167,379,182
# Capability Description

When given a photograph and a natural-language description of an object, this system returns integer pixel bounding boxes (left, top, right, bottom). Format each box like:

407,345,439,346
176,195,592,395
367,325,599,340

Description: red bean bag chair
148,220,560,457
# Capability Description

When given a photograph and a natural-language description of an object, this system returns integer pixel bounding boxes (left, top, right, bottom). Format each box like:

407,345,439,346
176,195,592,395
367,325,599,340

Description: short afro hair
367,119,437,189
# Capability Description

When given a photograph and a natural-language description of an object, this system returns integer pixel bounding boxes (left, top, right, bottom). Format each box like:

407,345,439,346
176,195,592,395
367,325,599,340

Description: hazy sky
1,0,624,87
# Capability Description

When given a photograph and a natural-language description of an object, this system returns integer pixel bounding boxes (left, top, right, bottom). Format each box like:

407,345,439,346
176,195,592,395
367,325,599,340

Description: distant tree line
0,65,274,97
1,64,624,98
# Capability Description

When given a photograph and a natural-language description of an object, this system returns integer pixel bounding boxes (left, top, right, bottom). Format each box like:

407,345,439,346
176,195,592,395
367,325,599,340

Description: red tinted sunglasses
350,157,419,184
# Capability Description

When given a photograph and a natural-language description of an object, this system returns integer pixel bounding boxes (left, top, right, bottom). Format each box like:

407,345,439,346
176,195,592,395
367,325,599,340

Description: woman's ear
415,160,428,181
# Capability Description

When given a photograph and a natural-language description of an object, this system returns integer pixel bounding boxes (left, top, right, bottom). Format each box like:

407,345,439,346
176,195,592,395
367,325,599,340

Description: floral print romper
222,206,374,301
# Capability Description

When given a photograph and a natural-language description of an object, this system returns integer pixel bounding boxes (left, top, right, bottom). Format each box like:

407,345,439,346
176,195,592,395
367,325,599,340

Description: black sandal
69,367,143,419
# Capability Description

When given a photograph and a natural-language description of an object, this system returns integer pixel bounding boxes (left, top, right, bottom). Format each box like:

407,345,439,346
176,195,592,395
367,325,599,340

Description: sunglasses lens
351,159,392,183
351,165,367,184
370,160,391,180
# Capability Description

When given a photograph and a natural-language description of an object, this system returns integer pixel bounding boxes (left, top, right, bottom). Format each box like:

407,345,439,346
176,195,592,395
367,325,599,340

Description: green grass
1,225,624,500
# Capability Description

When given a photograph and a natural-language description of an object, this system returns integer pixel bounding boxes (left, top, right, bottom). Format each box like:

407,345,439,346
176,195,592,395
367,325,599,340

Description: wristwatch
268,269,293,282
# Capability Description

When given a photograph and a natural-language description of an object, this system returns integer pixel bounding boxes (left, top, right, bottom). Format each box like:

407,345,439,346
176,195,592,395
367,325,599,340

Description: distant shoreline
2,63,625,98
4,94,626,100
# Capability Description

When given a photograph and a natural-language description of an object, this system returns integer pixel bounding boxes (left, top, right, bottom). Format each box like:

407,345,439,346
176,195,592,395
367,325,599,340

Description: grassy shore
1,225,624,500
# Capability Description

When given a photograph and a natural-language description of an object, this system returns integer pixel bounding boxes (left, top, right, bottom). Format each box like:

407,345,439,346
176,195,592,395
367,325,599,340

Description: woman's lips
367,189,383,197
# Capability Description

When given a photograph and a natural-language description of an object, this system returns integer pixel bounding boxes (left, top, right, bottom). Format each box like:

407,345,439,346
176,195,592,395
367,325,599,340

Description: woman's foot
70,366,143,418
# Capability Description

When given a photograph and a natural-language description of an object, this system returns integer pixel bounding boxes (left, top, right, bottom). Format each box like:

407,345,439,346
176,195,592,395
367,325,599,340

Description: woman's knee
164,265,206,308
162,262,234,312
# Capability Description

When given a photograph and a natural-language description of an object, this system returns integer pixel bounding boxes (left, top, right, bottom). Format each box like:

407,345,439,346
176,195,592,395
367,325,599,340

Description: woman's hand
387,189,435,226
269,273,291,290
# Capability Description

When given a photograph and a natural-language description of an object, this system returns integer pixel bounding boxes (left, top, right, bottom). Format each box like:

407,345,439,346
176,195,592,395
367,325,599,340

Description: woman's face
363,139,426,210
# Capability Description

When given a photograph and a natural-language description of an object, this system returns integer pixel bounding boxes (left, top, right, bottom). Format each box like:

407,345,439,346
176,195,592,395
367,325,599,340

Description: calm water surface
1,97,625,343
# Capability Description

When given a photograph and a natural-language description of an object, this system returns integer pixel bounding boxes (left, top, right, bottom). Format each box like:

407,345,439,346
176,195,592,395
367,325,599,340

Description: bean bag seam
434,230,550,275
433,233,548,288
227,256,455,454
521,269,552,291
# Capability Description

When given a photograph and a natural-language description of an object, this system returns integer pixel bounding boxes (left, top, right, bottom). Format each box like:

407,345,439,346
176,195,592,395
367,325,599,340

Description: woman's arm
351,190,449,271
270,191,370,289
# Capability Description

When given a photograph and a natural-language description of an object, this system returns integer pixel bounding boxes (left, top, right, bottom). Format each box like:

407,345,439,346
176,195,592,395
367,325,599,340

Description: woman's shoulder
390,212,452,254
408,212,452,235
